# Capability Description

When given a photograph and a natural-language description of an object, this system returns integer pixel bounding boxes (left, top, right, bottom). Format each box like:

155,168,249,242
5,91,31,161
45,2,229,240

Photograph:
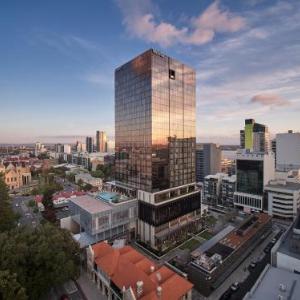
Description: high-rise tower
115,49,201,251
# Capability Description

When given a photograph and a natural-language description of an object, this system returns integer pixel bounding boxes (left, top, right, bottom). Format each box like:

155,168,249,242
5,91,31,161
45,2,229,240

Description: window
169,69,175,79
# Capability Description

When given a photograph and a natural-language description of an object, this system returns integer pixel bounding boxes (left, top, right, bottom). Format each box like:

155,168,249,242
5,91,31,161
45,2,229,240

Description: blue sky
1,0,300,144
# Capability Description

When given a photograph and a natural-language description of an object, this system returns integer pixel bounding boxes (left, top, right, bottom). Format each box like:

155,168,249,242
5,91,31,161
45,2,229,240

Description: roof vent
136,281,144,297
150,265,155,273
279,284,286,292
278,295,284,300
156,272,162,282
157,286,162,298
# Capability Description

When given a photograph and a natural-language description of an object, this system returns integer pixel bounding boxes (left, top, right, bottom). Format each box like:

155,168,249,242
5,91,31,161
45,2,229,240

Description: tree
82,183,93,191
91,170,104,178
0,224,80,300
0,175,17,232
0,270,27,300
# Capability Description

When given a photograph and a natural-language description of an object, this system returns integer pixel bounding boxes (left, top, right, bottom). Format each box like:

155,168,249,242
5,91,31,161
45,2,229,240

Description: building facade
196,143,222,183
240,119,271,153
220,174,236,207
234,151,275,211
86,136,94,153
0,163,32,191
276,131,300,171
115,49,201,251
96,131,107,153
68,194,138,247
265,179,300,220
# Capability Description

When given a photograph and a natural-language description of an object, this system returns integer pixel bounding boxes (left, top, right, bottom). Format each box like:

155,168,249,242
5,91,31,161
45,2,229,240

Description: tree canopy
0,224,80,300
0,175,17,232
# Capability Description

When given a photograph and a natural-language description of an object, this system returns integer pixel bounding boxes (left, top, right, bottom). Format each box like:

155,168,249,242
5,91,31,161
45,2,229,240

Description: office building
196,143,222,183
265,179,300,220
96,131,107,152
276,130,300,171
115,49,201,251
67,193,138,247
87,241,193,300
76,141,86,153
220,174,236,207
86,136,94,153
63,144,71,154
203,173,225,206
240,119,271,153
55,143,64,153
234,151,275,211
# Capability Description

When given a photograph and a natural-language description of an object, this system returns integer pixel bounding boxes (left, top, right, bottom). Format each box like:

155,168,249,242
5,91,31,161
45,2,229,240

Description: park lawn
179,238,202,251
198,230,214,240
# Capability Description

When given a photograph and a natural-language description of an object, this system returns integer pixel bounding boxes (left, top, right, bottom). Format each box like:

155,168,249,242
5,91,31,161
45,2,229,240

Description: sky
0,0,300,144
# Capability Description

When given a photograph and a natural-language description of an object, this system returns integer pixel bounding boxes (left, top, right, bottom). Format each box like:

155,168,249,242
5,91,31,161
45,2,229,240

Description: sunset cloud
250,94,291,107
117,0,246,47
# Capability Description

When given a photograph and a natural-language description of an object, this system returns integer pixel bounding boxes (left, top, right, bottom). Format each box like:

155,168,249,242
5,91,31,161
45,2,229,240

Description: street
11,195,42,227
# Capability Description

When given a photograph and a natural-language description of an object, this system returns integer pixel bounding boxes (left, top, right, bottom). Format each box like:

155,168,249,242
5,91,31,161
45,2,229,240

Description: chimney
136,281,144,297
157,286,162,299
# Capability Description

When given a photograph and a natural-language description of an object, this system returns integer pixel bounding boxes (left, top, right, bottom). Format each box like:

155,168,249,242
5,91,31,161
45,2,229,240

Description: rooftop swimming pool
96,191,119,203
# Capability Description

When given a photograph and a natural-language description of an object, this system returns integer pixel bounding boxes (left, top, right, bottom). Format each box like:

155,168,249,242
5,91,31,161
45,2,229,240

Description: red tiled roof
92,242,193,300
52,191,86,201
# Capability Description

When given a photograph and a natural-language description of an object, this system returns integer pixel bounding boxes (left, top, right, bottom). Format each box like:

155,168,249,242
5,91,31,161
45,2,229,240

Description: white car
231,282,240,292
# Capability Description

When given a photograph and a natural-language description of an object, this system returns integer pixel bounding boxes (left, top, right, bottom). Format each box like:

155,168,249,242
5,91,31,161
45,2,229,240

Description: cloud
117,0,246,47
250,94,291,107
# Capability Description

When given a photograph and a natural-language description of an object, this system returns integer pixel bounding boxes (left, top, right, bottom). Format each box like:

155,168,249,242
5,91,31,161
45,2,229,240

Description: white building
64,144,72,154
75,173,102,188
276,131,300,171
265,179,300,220
234,151,275,212
271,216,300,274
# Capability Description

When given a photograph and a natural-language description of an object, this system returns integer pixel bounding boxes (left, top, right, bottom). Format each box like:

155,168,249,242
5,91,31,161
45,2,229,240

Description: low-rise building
265,179,300,220
188,213,272,296
67,192,138,247
244,264,300,300
271,215,300,273
52,191,86,208
75,173,102,188
0,163,31,191
87,241,193,300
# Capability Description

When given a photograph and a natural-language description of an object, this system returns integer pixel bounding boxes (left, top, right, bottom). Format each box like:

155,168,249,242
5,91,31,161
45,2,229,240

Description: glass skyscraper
115,49,201,252
115,49,196,192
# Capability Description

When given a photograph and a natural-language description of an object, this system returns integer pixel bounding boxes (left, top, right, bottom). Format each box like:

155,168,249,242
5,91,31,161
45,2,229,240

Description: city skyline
1,0,300,144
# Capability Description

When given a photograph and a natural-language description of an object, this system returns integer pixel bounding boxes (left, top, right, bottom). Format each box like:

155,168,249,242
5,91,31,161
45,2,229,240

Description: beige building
0,163,32,191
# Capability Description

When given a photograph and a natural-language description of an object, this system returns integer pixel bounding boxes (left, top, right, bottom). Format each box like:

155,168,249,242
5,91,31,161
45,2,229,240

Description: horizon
1,0,300,144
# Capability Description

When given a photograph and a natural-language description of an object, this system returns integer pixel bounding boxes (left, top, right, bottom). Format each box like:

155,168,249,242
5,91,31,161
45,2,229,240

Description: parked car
230,282,240,292
250,262,257,269
220,290,232,300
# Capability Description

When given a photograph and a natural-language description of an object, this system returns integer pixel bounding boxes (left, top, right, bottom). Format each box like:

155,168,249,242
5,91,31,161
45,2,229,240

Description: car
220,290,232,300
230,282,240,292
250,262,257,268
271,238,276,243
15,203,19,207
264,247,271,253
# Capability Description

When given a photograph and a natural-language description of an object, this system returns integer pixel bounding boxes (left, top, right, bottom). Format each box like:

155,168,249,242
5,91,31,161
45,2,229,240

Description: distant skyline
1,0,300,144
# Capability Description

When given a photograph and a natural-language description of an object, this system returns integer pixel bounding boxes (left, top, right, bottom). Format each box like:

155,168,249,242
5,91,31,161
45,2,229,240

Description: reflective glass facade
236,159,264,195
115,49,196,192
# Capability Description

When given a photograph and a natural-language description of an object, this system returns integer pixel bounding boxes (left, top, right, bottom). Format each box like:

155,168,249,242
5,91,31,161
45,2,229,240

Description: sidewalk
76,271,106,300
